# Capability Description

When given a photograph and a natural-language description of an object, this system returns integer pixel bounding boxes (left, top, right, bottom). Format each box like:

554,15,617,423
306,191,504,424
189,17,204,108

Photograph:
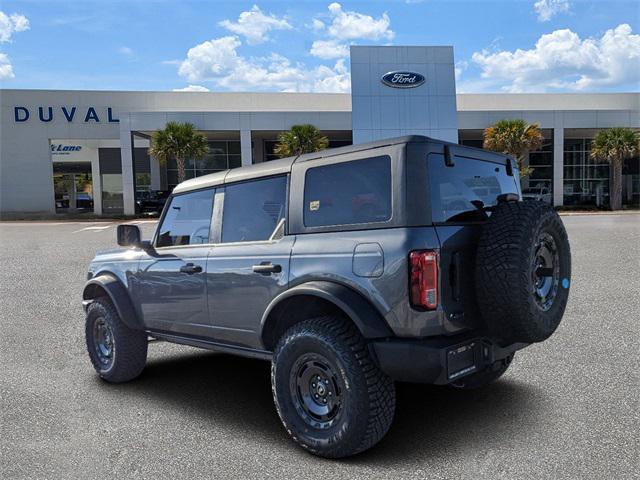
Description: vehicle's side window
221,176,287,243
156,189,215,247
303,155,392,228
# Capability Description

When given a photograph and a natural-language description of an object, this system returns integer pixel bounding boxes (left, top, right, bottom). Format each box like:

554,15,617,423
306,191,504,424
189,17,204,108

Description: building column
553,126,564,207
91,149,103,215
150,155,161,190
240,129,252,167
120,117,136,215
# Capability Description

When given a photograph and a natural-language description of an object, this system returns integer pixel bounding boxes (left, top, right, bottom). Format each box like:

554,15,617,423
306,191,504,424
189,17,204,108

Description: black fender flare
260,280,393,344
82,274,143,330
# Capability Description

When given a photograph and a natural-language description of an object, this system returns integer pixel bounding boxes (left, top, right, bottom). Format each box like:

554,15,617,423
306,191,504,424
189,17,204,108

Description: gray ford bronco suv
83,135,571,458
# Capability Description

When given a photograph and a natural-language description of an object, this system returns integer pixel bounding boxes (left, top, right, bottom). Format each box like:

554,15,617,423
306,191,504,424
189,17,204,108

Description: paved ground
1,215,638,479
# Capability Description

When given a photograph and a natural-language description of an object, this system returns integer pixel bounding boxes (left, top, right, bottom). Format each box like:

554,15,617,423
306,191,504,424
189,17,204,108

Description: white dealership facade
1,46,638,216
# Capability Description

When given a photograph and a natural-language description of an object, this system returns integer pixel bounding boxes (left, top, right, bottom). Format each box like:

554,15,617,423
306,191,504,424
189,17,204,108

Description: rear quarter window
303,156,392,227
428,154,519,223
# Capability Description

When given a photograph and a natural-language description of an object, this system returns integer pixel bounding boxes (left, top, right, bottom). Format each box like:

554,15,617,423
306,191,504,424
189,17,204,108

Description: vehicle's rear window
304,156,392,227
428,154,518,223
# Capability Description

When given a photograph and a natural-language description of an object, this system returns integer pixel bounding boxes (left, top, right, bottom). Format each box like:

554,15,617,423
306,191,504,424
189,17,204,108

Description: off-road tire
271,317,395,458
476,201,571,345
85,297,148,383
450,354,514,390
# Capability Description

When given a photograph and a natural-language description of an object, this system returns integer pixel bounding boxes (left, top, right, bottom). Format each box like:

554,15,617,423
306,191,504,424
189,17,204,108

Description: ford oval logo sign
381,71,425,88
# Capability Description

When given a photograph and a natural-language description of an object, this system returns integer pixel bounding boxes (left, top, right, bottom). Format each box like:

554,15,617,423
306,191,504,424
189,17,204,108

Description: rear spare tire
476,201,571,345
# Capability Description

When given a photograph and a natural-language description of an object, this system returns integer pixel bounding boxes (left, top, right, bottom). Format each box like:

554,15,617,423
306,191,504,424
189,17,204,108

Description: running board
146,330,273,361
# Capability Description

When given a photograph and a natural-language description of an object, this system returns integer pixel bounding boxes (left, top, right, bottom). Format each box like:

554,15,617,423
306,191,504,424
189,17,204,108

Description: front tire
85,297,148,383
271,317,395,458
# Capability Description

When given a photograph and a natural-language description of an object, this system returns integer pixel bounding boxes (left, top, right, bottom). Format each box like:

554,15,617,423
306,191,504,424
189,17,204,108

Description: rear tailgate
426,150,521,331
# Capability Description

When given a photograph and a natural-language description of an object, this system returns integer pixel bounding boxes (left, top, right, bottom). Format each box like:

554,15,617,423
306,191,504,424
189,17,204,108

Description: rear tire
85,297,148,383
271,317,395,458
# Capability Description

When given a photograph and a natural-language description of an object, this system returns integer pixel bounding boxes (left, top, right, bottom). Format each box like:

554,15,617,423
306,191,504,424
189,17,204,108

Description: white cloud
471,24,640,92
219,5,291,45
325,3,394,41
178,36,243,82
533,0,570,22
311,19,325,31
310,39,349,60
118,46,133,56
0,11,29,43
173,85,210,92
0,52,14,78
177,35,350,93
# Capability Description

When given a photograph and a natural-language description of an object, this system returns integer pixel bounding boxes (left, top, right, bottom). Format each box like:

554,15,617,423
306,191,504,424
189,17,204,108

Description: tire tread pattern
475,201,570,344
85,297,148,383
272,316,395,458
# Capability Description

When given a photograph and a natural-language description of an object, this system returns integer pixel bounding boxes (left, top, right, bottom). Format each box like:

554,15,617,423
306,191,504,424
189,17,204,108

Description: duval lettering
14,106,119,123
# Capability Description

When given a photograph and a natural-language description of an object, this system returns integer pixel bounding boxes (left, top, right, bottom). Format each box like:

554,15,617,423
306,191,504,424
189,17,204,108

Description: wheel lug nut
314,394,319,399
312,383,316,388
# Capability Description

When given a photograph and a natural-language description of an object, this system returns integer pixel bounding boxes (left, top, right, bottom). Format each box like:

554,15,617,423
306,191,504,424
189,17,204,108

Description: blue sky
0,0,638,93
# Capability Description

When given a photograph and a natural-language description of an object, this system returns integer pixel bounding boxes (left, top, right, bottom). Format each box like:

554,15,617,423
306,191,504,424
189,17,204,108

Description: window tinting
304,156,392,227
156,189,215,247
221,176,287,243
428,154,518,223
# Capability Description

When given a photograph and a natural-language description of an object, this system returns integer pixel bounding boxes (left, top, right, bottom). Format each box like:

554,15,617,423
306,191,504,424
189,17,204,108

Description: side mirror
117,224,143,248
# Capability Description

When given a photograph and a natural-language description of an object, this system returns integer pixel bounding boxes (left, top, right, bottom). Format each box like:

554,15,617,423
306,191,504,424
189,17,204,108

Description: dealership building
1,46,638,216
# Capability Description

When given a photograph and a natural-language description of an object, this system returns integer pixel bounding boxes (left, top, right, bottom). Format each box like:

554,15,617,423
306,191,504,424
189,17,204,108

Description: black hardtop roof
172,135,512,194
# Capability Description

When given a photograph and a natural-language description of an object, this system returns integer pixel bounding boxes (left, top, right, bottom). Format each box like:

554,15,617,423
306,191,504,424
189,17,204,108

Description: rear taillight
409,250,439,310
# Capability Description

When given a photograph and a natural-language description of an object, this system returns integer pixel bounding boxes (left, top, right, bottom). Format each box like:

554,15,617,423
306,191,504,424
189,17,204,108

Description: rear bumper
370,335,528,384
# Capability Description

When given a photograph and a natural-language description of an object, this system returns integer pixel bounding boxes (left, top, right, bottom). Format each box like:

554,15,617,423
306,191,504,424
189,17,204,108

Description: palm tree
590,127,640,211
148,122,209,184
274,124,329,158
483,119,544,178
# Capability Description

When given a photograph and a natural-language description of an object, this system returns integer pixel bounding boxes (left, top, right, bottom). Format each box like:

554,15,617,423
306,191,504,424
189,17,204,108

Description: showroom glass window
156,189,215,247
528,131,553,191
221,176,288,243
563,138,610,206
166,141,241,189
303,156,392,227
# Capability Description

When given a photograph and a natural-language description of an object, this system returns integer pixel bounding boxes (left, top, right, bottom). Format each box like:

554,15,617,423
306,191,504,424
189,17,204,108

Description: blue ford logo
381,71,425,88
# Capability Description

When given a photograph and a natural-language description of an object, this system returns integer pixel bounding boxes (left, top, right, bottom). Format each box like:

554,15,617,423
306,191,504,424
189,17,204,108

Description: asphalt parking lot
1,214,638,479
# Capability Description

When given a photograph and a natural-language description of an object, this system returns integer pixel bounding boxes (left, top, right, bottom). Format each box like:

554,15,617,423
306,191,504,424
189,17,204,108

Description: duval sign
14,106,119,123
381,71,426,88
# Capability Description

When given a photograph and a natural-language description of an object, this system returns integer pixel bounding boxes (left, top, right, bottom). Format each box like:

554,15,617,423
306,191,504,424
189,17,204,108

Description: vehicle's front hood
92,247,143,263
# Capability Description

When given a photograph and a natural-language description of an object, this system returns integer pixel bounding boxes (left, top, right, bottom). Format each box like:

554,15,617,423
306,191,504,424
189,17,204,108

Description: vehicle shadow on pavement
106,350,544,463
349,379,545,466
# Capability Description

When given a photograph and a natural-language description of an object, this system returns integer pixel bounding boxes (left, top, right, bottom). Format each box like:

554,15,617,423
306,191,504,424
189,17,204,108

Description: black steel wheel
290,353,344,429
272,317,395,458
85,297,148,383
92,316,115,368
531,233,560,311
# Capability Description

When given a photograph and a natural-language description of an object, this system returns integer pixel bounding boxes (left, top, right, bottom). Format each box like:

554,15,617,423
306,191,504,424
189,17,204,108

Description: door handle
180,263,202,274
252,263,282,275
